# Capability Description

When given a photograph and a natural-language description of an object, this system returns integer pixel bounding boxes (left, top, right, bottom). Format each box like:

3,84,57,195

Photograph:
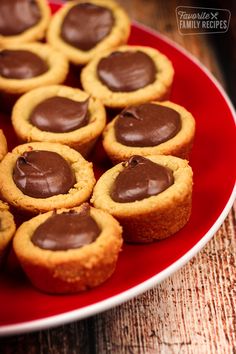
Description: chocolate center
0,0,41,36
13,150,76,198
97,51,157,92
61,2,114,51
29,97,89,133
115,103,181,147
111,156,174,203
31,207,100,251
0,50,48,79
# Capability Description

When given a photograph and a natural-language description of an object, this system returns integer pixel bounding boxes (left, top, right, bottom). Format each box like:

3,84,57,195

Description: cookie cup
0,0,51,47
0,201,16,266
12,85,106,157
91,155,193,242
0,142,95,214
0,43,68,95
13,205,123,293
47,0,130,65
103,101,196,163
81,45,174,108
0,129,7,161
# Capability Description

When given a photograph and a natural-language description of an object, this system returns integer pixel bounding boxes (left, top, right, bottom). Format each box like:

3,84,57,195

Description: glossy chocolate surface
0,0,41,36
31,207,100,251
0,50,48,79
115,103,181,147
13,150,76,198
61,2,114,51
97,51,156,92
29,96,89,133
111,156,174,203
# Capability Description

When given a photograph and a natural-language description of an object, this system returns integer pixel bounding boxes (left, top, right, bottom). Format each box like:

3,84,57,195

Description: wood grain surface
0,1,235,353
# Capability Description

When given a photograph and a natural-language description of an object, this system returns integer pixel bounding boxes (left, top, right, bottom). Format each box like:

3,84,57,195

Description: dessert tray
0,3,235,336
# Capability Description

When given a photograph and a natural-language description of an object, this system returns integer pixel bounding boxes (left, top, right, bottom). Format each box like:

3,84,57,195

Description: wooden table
1,1,235,353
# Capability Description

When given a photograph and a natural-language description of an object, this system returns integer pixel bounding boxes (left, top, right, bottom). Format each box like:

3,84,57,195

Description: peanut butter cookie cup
103,101,196,163
12,85,106,157
0,0,51,47
47,0,130,65
13,204,122,293
81,45,174,108
0,43,69,95
0,201,16,266
91,155,193,243
0,142,95,214
0,129,7,161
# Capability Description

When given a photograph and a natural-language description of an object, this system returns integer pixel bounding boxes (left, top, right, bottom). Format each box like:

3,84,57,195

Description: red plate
0,3,235,336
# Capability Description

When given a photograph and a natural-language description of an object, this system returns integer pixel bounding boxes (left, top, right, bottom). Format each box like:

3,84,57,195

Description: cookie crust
103,101,196,163
47,0,130,65
0,142,95,214
13,204,122,293
0,129,7,161
12,85,106,157
81,45,174,108
0,201,16,265
91,155,193,242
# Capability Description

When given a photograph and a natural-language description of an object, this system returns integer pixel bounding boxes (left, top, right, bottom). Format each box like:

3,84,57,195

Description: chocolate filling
97,51,156,92
13,150,76,198
61,2,114,51
111,156,174,203
29,97,89,133
0,0,41,36
31,206,100,251
0,50,48,79
115,103,181,147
